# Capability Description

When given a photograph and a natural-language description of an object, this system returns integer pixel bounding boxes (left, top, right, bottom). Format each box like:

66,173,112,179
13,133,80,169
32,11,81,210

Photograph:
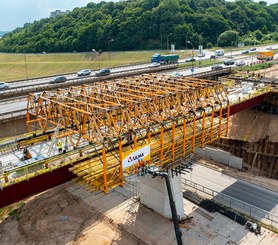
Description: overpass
0,73,270,209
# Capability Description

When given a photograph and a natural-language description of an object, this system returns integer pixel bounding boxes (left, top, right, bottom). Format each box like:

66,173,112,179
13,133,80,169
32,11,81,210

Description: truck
214,49,224,56
151,54,179,64
257,51,274,61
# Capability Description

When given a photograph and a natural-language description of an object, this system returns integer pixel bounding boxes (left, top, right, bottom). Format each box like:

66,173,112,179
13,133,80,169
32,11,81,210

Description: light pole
185,33,189,50
23,51,28,80
187,41,194,73
167,33,172,52
108,39,114,66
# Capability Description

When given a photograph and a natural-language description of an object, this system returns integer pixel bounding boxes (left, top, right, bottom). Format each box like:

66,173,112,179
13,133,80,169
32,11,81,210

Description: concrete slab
207,234,230,245
68,181,278,245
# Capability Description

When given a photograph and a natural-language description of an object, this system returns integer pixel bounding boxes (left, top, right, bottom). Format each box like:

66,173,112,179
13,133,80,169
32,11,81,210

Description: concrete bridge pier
140,170,185,219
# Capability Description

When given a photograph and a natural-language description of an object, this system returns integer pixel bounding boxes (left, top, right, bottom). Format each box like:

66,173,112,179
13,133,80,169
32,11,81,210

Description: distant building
50,10,70,18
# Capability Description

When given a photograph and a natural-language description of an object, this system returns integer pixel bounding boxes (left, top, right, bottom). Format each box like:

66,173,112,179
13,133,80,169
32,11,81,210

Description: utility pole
23,51,28,80
167,33,172,52
108,39,114,66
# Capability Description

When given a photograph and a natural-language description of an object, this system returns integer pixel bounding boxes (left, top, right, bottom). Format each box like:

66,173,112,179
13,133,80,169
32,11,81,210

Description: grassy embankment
0,51,194,82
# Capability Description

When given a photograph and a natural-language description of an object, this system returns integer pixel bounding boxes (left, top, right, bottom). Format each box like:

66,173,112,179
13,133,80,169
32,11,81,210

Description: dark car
210,55,216,59
224,59,235,66
95,68,111,76
185,57,196,62
49,76,67,84
250,47,256,51
242,50,249,54
211,65,223,71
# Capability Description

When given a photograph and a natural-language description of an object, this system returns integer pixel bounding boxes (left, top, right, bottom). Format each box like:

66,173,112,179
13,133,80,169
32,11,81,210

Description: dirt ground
228,109,278,142
0,183,142,245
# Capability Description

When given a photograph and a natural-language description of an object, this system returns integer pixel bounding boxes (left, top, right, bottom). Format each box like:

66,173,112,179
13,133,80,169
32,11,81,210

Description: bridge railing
182,178,278,229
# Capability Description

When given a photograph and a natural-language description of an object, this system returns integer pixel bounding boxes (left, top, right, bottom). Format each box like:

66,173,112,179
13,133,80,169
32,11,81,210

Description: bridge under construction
0,73,270,208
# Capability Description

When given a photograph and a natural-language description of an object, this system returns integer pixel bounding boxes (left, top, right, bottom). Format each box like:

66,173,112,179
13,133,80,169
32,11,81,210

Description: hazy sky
0,0,277,31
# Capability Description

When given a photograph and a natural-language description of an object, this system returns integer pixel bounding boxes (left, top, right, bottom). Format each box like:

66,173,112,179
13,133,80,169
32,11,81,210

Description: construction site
0,66,278,244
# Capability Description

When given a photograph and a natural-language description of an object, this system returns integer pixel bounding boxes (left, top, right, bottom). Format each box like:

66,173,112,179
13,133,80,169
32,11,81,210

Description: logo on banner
122,145,150,169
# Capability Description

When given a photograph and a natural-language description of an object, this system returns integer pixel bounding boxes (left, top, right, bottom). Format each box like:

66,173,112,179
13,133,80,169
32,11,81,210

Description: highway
0,43,277,116
2,43,278,89
182,164,278,215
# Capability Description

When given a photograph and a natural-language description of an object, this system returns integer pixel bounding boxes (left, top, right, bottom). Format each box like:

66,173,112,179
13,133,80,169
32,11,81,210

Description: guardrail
0,64,178,100
0,109,26,122
182,178,278,228
188,68,232,78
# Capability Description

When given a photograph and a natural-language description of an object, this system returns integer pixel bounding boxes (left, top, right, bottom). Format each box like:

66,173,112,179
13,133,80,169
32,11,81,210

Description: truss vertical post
201,111,206,147
119,140,124,187
172,122,175,161
182,119,187,156
210,107,215,143
225,103,230,136
102,147,108,193
160,126,164,161
134,134,137,148
148,130,152,164
218,105,223,139
192,115,196,152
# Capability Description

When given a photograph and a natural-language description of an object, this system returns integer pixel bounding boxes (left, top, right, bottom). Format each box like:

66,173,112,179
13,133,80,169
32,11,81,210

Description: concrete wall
195,146,243,170
140,171,184,219
0,117,28,138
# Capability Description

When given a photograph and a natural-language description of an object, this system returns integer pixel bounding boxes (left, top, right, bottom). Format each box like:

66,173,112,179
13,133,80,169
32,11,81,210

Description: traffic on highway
0,43,277,91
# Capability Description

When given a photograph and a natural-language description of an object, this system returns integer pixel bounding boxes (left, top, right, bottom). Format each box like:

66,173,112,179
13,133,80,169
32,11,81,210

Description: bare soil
0,183,141,245
228,109,278,142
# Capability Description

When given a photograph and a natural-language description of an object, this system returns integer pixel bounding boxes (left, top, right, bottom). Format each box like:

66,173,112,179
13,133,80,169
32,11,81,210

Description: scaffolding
26,74,230,192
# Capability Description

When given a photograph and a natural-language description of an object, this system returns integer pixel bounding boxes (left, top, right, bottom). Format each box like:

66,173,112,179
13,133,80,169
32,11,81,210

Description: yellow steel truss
26,74,229,192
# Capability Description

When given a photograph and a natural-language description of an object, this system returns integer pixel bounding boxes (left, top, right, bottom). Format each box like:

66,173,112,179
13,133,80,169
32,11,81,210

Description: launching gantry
26,74,230,192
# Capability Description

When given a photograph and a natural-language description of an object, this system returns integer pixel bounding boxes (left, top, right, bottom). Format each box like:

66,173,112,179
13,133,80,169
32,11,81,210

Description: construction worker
57,141,63,153
22,147,32,160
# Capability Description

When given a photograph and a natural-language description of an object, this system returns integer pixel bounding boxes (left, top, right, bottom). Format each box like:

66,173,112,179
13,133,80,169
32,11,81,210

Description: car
95,68,111,76
224,59,235,65
266,46,273,50
250,47,256,51
171,72,184,77
211,65,223,71
77,69,91,76
242,50,249,54
49,76,67,84
0,82,10,89
235,60,246,66
148,62,160,68
210,55,216,59
197,52,205,58
185,57,196,62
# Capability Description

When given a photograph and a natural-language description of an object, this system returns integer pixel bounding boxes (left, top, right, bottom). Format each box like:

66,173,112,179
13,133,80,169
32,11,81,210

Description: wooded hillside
0,0,277,53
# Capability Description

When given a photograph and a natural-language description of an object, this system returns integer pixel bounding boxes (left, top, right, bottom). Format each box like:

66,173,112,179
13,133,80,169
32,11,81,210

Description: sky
0,0,277,31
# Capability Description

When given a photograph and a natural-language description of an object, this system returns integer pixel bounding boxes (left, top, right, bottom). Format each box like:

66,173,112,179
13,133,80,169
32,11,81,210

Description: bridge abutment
140,171,185,219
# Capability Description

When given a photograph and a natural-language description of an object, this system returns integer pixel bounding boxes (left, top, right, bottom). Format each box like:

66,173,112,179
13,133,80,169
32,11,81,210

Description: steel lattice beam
26,74,230,192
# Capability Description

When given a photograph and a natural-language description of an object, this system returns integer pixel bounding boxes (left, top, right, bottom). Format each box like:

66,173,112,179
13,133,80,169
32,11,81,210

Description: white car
266,46,273,50
77,69,91,76
0,82,10,89
235,60,246,66
148,62,160,68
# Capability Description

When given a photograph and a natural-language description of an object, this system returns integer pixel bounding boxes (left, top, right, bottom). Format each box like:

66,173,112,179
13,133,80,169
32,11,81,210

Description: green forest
0,0,277,53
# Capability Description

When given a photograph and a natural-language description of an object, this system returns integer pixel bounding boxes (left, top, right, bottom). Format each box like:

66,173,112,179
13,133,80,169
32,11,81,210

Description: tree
217,30,238,47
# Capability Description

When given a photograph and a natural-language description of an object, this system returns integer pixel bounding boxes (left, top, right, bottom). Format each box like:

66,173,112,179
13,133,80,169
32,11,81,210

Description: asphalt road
182,164,278,214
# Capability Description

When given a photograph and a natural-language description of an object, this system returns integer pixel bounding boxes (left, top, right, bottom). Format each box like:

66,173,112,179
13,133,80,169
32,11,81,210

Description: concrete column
140,171,184,219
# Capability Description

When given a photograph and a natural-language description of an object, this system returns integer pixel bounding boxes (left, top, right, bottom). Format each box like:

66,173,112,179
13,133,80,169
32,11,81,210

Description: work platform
0,74,270,208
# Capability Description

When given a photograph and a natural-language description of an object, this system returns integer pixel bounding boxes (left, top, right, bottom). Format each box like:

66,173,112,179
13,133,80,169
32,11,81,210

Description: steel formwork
26,74,230,192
